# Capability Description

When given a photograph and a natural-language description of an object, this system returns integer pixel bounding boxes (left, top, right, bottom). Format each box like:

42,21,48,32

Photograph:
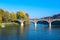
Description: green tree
25,13,30,25
17,11,27,19
0,14,2,22
3,11,10,22
11,12,17,20
26,13,29,18
0,8,4,22
0,8,4,16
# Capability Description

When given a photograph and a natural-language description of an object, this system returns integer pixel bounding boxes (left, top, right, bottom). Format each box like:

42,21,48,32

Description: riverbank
0,22,19,28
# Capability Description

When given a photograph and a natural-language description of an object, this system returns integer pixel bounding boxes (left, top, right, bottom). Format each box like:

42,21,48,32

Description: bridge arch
36,20,49,27
37,20,49,24
30,20,35,23
11,20,20,24
11,20,26,27
51,20,60,25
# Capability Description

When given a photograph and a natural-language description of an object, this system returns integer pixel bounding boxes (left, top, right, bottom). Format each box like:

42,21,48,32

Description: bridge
13,18,60,29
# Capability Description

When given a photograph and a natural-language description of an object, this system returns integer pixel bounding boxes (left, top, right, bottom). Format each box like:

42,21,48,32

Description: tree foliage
0,8,4,22
26,13,29,18
0,8,4,16
3,11,10,22
11,12,17,20
0,14,2,22
0,8,30,23
17,11,27,19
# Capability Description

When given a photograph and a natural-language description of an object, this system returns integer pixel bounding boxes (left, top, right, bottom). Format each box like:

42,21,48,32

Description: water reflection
34,26,37,30
20,26,24,35
0,28,8,40
0,24,60,40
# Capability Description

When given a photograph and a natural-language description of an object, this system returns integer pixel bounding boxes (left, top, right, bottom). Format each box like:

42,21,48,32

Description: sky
0,0,60,18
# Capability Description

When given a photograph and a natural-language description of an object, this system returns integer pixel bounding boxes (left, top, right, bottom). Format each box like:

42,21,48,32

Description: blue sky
0,0,60,18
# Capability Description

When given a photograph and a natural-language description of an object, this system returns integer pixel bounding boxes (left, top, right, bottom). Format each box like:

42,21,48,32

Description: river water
0,23,60,40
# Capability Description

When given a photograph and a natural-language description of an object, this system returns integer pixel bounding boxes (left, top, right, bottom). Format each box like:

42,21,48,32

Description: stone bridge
14,18,60,29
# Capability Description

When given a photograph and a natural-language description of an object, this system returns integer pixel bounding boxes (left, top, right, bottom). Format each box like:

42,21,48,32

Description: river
0,23,60,40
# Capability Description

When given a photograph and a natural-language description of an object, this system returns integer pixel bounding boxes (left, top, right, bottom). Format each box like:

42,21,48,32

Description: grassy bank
0,22,19,28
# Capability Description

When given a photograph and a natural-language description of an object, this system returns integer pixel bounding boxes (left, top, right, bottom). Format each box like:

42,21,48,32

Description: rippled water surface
0,23,60,40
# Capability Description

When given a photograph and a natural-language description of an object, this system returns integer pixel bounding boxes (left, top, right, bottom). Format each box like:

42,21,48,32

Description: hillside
42,13,60,19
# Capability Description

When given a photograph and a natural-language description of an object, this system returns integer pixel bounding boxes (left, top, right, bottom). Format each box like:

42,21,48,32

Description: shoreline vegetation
0,8,30,27
0,22,19,28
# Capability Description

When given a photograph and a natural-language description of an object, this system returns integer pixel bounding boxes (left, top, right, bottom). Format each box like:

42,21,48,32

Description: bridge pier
20,20,24,27
48,19,52,29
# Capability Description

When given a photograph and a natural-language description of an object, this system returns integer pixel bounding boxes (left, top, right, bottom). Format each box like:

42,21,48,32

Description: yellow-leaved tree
0,8,4,22
4,11,10,22
0,14,2,23
25,13,30,25
11,12,17,20
17,11,27,19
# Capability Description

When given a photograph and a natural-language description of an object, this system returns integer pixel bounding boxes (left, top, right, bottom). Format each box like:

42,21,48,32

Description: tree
0,8,4,22
3,11,10,22
0,14,2,23
25,13,30,25
11,12,17,20
26,13,29,18
17,11,27,19
0,8,4,16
